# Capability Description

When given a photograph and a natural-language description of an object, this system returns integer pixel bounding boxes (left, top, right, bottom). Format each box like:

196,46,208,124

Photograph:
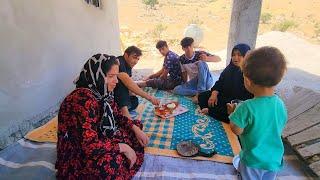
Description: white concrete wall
226,0,262,64
0,0,120,141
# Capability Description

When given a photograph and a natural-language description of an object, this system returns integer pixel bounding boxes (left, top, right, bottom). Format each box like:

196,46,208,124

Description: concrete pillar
226,0,262,65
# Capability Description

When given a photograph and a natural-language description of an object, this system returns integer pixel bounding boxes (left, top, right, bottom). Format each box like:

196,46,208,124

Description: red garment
56,88,144,179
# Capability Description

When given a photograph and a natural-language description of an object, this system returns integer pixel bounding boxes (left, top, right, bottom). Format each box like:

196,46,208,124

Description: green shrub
168,38,180,45
260,13,272,24
152,24,167,39
314,23,320,38
272,19,297,32
188,16,203,25
142,0,159,9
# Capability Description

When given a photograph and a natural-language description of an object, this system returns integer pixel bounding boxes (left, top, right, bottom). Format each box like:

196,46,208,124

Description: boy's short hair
180,37,194,48
156,40,168,49
124,46,142,56
241,46,286,87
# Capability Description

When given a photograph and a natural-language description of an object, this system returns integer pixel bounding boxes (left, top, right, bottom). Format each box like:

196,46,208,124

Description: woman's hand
132,125,149,147
208,91,218,107
119,143,137,168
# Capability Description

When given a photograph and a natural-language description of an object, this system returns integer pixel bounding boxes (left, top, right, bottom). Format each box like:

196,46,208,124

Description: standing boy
228,46,287,180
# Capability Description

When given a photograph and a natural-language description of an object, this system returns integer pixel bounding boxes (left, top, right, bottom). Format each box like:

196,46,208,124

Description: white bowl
167,103,176,109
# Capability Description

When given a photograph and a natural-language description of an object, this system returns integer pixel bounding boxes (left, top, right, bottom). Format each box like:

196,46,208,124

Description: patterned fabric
56,88,144,179
139,88,240,163
163,51,182,81
75,54,119,135
0,139,310,179
24,116,58,143
179,50,212,65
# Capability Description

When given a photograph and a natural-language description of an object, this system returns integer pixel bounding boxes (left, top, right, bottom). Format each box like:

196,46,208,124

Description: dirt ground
117,0,320,81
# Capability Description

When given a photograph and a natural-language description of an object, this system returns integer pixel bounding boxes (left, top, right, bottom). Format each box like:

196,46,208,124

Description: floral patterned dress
56,88,144,179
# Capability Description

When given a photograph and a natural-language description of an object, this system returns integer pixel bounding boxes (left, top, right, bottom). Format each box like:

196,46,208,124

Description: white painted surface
0,0,120,127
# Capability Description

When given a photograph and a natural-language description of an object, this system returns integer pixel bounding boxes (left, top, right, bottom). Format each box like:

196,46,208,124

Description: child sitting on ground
137,40,182,90
228,46,287,180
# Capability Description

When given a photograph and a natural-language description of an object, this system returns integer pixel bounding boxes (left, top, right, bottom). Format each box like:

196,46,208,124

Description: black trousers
114,82,139,111
198,91,230,123
128,96,139,111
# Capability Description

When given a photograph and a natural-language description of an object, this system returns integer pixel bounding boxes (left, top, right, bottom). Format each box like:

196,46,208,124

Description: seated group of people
56,36,288,180
137,37,221,97
138,38,253,124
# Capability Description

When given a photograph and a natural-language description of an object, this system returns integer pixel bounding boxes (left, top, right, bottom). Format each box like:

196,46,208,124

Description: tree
142,0,159,9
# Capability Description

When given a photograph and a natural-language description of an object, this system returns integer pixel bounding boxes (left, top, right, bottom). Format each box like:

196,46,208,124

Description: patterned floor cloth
0,139,313,179
25,88,240,163
24,116,57,143
139,88,240,163
2,88,315,179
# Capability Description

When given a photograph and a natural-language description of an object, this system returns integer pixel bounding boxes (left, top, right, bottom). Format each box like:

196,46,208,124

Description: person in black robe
197,44,253,123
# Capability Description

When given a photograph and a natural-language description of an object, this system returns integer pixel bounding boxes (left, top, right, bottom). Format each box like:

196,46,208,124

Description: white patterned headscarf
74,54,119,136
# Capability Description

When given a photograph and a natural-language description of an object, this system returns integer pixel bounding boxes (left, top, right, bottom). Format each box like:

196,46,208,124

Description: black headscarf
211,43,253,102
74,54,119,136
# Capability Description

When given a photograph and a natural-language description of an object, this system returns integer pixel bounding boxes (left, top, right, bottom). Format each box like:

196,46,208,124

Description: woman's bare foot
192,94,199,104
200,108,209,115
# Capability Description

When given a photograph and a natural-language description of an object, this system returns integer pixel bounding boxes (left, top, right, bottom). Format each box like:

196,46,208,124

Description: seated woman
56,54,149,179
197,44,253,123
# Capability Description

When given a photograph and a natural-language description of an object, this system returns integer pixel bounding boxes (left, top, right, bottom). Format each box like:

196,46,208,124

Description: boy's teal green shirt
229,95,287,171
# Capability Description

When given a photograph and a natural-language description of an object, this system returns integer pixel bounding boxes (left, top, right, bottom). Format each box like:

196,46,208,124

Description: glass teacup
230,99,243,107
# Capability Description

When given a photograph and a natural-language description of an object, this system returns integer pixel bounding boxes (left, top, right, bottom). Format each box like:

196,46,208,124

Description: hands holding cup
227,99,243,115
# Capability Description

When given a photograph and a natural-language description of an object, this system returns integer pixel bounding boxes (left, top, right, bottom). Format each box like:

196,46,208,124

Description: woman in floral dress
56,54,149,179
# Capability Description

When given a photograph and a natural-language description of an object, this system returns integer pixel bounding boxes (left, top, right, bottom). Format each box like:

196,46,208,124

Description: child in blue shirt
228,46,287,180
